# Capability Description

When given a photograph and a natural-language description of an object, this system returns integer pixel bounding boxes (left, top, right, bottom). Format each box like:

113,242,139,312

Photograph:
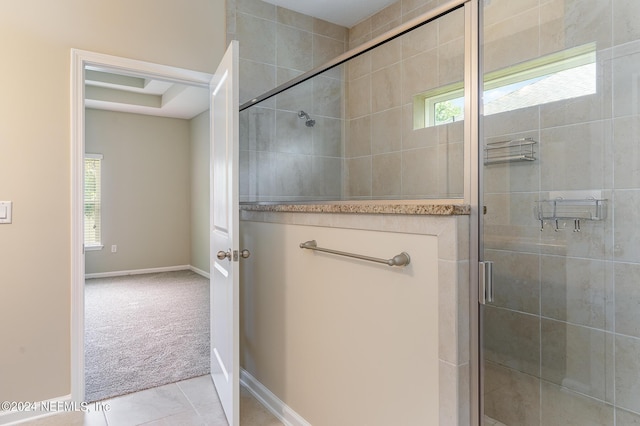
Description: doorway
70,49,214,401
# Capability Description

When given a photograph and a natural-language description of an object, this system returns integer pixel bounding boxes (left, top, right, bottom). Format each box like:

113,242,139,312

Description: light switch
0,201,12,224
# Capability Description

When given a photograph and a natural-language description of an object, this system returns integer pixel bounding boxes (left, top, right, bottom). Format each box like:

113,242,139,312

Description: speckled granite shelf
240,203,470,216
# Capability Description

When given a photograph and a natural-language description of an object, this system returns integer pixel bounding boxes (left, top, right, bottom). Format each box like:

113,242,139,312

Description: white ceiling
261,0,397,27
84,67,209,120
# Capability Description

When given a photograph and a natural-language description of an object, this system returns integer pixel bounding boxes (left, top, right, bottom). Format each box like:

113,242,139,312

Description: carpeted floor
84,270,210,402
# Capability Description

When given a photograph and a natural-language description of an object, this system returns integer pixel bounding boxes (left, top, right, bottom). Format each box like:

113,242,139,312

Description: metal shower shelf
535,198,607,232
484,137,537,165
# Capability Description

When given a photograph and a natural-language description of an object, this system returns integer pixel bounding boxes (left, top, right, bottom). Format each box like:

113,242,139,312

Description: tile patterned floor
21,375,283,426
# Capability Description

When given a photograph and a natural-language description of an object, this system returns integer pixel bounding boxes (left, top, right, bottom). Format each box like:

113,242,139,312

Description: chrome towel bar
299,240,411,267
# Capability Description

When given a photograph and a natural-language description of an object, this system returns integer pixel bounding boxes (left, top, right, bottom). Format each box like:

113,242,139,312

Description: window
84,154,103,250
415,43,597,128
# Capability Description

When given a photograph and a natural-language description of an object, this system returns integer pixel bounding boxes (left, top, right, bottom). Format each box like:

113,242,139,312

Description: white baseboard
0,394,72,425
240,369,311,426
85,265,191,279
189,265,210,279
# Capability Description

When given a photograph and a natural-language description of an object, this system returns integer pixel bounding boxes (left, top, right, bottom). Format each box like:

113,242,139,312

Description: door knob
240,249,251,259
217,250,231,261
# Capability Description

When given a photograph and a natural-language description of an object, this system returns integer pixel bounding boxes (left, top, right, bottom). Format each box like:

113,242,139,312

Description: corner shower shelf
535,198,607,232
484,138,537,165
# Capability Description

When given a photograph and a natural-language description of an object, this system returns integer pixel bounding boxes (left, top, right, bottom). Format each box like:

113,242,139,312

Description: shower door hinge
478,261,494,305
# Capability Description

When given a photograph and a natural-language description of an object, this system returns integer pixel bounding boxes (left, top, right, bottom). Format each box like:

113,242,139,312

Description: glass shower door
480,1,640,425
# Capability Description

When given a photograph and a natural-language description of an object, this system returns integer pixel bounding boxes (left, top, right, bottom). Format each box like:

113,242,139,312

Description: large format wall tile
346,116,371,158
613,190,640,263
236,0,275,20
371,107,402,155
541,319,614,402
345,157,372,197
314,18,348,42
401,49,439,104
484,361,540,426
540,380,614,426
483,306,540,377
274,153,313,197
540,121,611,192
539,0,612,55
371,63,402,114
437,141,464,198
484,249,540,314
274,110,313,155
438,37,464,86
612,49,640,118
615,335,640,414
372,153,401,197
313,75,343,119
239,59,276,105
615,262,640,339
401,147,438,197
347,75,371,119
616,408,640,425
482,0,537,28
613,0,640,46
401,20,437,59
277,6,313,31
371,38,402,72
613,116,640,189
312,117,342,158
237,12,276,66
311,157,342,198
483,7,540,73
275,73,313,113
276,25,312,71
540,256,611,329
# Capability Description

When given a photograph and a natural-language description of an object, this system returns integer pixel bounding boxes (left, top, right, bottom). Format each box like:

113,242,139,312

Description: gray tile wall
232,0,466,202
482,1,640,425
345,2,465,200
228,0,348,202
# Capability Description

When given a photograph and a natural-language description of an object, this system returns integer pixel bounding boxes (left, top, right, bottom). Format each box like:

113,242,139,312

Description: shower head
298,110,315,127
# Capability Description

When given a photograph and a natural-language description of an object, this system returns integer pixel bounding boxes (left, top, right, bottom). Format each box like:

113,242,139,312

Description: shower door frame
464,1,482,425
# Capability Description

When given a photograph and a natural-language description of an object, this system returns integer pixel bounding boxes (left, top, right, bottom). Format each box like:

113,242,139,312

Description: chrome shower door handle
217,250,231,261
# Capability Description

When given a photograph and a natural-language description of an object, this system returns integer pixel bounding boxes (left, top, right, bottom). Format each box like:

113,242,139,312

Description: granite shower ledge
239,203,471,216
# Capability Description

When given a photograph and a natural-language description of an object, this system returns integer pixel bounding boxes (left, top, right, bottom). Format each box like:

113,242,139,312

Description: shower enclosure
237,0,640,423
238,2,468,203
481,1,640,424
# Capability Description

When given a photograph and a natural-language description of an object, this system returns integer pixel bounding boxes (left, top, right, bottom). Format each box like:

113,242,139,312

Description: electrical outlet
111,245,117,253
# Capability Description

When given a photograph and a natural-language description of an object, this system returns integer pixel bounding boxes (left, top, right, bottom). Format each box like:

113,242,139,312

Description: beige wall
0,0,224,403
190,110,211,274
84,109,191,274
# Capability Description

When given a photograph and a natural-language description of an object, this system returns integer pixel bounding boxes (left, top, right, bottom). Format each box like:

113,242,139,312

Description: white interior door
210,40,239,426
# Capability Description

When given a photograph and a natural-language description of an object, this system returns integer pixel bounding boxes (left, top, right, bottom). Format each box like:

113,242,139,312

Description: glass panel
239,7,466,203
481,1,640,424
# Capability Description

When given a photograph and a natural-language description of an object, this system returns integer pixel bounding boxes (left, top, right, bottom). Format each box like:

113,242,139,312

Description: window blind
84,154,102,247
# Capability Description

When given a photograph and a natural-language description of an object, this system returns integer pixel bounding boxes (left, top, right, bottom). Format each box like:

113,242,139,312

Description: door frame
70,49,215,400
